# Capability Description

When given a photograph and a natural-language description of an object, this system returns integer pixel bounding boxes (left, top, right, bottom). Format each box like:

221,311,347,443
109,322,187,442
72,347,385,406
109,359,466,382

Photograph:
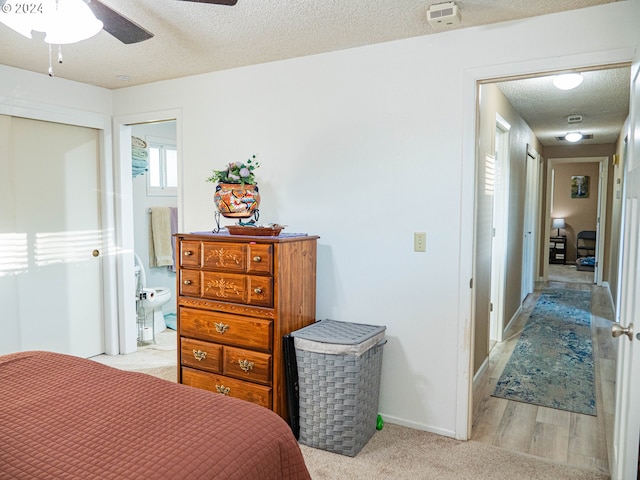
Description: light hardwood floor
471,265,617,476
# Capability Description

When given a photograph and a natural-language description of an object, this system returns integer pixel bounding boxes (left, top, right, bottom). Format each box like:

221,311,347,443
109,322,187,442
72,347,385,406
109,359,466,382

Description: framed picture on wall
571,175,589,198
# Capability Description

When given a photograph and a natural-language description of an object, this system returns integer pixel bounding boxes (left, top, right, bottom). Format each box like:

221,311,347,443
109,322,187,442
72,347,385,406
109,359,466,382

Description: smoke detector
567,114,583,124
427,2,461,28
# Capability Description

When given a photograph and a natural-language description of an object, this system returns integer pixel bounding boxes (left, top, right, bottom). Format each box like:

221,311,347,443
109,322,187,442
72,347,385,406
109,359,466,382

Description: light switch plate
414,232,426,252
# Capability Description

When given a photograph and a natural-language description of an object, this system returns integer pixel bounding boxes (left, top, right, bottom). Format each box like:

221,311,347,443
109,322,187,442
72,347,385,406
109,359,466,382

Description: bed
0,350,311,480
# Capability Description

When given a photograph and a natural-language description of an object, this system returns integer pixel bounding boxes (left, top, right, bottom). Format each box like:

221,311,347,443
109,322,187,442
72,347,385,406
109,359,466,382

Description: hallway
471,275,617,476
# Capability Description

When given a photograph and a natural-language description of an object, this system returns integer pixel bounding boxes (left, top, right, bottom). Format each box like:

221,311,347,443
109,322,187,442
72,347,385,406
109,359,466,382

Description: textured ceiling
496,66,631,146
0,0,629,146
0,0,620,89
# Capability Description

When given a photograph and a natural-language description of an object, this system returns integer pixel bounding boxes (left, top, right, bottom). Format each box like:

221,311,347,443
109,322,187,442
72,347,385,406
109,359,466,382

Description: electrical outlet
414,232,426,252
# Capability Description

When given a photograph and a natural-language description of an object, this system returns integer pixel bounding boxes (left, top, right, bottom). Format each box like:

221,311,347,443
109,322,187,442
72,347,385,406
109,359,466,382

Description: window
147,136,177,196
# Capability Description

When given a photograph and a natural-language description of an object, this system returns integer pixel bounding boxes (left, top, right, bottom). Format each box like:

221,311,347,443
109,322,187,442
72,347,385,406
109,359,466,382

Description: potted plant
207,155,261,218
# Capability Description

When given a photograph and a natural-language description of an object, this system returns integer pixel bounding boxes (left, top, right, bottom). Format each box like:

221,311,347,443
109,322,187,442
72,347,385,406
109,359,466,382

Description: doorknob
612,322,634,341
92,249,100,257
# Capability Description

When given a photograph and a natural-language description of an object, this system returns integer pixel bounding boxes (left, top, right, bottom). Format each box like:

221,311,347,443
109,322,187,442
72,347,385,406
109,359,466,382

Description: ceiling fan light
44,0,103,45
565,132,583,142
0,4,39,38
553,73,583,90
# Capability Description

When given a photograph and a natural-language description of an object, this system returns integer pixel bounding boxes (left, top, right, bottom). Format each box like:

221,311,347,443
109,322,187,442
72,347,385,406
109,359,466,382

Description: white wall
2,1,636,437
110,1,640,437
0,64,111,127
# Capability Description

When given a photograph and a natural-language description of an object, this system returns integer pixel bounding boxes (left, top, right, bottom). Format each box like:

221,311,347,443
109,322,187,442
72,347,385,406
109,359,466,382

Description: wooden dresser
175,232,318,421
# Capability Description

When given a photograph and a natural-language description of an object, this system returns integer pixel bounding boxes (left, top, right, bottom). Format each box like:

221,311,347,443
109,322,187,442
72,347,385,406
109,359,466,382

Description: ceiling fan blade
87,0,154,44
177,0,238,5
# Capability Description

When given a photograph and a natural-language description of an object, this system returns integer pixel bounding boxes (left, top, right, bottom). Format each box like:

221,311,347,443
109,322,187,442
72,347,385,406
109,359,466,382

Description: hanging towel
149,207,173,268
169,207,178,273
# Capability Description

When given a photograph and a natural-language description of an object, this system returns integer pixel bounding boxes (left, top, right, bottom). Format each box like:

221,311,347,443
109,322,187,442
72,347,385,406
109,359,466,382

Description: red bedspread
0,351,310,480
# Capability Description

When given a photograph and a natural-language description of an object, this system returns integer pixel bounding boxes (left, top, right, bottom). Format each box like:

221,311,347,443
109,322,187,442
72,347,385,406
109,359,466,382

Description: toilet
134,253,171,338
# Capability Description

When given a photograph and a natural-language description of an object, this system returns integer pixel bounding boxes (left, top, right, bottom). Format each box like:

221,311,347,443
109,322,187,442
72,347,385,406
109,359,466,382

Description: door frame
543,156,608,285
113,109,183,354
490,114,511,345
459,47,636,440
522,145,541,298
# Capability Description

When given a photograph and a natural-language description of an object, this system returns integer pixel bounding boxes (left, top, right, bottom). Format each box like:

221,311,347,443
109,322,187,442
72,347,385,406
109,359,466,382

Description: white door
0,116,104,358
611,55,640,480
490,116,510,344
522,145,539,300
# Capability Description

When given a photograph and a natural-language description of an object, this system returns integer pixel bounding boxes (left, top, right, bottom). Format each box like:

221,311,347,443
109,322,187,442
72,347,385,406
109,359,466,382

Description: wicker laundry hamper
291,319,386,457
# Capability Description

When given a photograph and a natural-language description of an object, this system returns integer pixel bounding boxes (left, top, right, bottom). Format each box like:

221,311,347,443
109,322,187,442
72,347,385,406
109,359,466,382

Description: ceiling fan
87,0,238,44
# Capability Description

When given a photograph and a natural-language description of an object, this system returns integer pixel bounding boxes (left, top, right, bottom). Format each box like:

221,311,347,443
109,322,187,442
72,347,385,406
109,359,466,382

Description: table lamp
552,218,565,236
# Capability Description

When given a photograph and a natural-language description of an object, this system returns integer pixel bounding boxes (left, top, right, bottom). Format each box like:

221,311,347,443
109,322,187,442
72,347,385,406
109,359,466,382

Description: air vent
427,2,461,27
567,114,583,124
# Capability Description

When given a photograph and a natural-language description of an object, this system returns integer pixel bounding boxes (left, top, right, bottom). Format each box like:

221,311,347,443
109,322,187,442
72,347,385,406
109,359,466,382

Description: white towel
149,207,173,267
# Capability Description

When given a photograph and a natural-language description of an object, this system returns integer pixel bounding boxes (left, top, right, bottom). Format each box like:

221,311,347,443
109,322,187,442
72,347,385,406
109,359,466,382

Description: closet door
0,115,104,357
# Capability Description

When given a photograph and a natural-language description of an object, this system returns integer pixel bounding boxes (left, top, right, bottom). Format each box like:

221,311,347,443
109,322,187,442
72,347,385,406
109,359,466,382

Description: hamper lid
291,319,386,356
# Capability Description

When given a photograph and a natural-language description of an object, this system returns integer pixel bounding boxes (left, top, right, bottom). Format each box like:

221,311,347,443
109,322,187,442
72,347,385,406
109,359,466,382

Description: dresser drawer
180,337,222,373
180,240,201,267
180,307,273,351
202,242,273,274
223,346,272,385
179,269,201,297
202,271,273,307
181,367,272,409
246,244,273,274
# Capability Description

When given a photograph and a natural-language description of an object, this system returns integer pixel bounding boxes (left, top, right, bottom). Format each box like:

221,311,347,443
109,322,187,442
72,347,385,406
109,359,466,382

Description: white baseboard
602,281,618,321
473,356,489,388
379,414,457,439
503,305,523,338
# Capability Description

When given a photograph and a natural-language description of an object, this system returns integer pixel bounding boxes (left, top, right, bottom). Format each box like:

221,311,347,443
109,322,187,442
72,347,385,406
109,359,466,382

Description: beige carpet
91,329,178,381
300,423,609,480
90,329,177,369
91,329,608,479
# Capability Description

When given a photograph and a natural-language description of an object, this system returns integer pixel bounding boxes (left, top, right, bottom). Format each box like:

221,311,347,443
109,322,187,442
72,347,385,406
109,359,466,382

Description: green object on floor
376,414,384,430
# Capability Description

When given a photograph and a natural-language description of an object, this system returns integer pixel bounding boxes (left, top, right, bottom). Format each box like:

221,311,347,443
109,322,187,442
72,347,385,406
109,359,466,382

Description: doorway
544,156,608,286
469,64,628,473
113,110,182,354
489,115,510,348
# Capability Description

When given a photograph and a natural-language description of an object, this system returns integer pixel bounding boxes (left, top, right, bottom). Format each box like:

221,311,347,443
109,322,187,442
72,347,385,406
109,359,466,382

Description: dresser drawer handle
214,322,230,334
192,349,207,361
215,385,230,395
238,359,255,373
253,256,261,262
184,250,194,256
254,288,262,294
183,279,192,285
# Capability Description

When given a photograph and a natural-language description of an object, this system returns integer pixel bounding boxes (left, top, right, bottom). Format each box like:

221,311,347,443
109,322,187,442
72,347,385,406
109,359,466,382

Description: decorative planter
214,183,260,218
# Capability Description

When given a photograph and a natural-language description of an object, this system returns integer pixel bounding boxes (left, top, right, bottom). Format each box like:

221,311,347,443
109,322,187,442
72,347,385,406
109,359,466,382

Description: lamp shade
0,0,102,44
553,73,583,90
44,0,103,44
564,132,583,143
552,218,565,230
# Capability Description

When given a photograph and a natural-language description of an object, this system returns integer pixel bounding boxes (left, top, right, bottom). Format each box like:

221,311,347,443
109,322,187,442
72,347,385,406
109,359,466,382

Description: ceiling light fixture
564,132,583,143
0,0,103,75
553,73,583,90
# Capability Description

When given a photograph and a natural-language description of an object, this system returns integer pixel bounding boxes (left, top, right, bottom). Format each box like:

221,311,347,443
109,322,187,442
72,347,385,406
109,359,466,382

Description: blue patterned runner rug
492,288,595,416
